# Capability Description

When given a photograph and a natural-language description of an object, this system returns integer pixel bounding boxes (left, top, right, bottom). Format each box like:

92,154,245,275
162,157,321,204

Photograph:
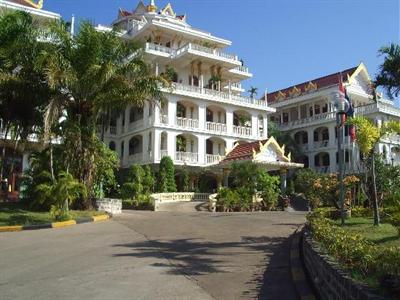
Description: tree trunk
371,152,380,226
0,125,10,182
49,142,55,182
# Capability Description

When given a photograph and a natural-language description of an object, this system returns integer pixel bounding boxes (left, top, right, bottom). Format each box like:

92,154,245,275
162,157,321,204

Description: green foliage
157,156,176,192
142,165,155,195
294,169,319,194
121,164,145,200
93,141,119,198
308,210,400,293
375,43,400,98
216,162,280,212
176,168,190,192
351,207,373,218
50,205,71,222
35,172,87,214
122,194,153,211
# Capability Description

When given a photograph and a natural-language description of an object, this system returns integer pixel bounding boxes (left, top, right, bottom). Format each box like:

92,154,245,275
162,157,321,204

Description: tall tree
0,11,51,181
40,22,168,207
348,116,400,225
375,43,400,99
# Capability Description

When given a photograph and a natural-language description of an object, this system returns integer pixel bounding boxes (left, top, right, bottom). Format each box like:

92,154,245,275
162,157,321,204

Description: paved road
0,211,305,300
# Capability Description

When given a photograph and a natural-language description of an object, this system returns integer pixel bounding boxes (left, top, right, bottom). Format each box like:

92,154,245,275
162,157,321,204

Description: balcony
206,122,227,133
176,117,199,129
229,66,253,79
313,140,329,149
205,154,225,165
128,119,144,132
168,83,270,109
159,114,168,124
233,125,252,137
175,152,198,164
159,150,168,160
145,43,175,59
127,153,143,165
223,82,244,93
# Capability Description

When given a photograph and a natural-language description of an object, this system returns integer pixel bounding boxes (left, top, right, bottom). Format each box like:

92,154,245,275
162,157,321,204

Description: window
322,103,328,113
322,128,329,141
148,132,152,152
314,104,320,115
206,108,213,122
109,141,116,151
121,141,124,157
309,106,314,117
129,108,135,123
282,113,289,123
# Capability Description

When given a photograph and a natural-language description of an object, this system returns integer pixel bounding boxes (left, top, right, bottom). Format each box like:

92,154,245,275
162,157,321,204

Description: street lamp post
331,91,350,226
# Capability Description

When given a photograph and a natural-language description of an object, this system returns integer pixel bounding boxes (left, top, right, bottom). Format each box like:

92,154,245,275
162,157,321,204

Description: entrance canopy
218,137,303,171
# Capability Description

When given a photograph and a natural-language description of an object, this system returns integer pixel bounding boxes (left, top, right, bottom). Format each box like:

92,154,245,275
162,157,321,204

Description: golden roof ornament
147,0,157,13
12,0,43,9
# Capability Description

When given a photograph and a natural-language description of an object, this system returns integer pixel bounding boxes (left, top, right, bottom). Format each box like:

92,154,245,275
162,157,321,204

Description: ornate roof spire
147,0,157,13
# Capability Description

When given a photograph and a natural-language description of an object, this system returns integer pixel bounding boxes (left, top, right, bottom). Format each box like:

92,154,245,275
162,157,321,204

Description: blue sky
44,0,399,99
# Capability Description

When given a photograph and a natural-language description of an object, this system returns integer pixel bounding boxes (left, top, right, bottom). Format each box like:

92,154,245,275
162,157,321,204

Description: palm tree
0,11,50,181
248,86,258,99
40,22,168,206
375,43,400,99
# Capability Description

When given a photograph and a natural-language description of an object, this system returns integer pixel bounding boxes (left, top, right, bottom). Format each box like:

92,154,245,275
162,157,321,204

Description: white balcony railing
233,66,250,73
145,43,175,55
175,152,198,163
128,119,144,132
159,150,168,160
169,83,268,108
313,140,329,149
205,154,225,165
159,114,168,124
128,153,143,164
206,122,227,133
176,117,199,129
315,166,330,174
110,126,117,135
233,125,252,137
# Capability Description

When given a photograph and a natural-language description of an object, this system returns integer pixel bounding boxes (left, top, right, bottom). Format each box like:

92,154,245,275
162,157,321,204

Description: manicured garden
0,202,103,226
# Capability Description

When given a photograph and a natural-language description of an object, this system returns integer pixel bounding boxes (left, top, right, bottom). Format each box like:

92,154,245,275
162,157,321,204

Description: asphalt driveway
0,211,305,300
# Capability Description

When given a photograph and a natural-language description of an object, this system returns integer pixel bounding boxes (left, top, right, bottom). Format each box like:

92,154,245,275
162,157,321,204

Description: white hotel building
96,1,275,172
265,63,400,174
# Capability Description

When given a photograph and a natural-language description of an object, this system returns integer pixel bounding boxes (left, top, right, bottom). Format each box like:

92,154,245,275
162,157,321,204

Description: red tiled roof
221,140,268,164
263,66,358,103
119,10,133,17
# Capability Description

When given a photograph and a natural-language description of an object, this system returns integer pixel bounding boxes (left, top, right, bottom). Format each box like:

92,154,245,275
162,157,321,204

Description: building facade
97,1,275,173
265,63,400,174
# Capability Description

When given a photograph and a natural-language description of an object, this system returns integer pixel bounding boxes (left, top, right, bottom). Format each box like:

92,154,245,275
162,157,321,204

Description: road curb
290,226,317,300
0,214,110,233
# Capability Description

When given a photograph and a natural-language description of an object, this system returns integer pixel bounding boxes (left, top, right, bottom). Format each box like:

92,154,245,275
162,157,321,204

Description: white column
329,149,337,173
155,62,159,76
328,125,336,147
142,131,149,162
226,108,234,135
167,131,176,160
22,153,30,171
297,105,301,120
168,100,177,126
198,102,206,130
263,116,269,138
154,129,160,162
307,128,314,151
124,107,130,132
143,102,150,127
154,104,160,125
309,153,315,169
123,137,129,167
251,114,258,138
198,135,206,165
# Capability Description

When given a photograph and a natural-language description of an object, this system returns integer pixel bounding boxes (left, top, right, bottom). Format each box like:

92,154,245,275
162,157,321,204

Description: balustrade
205,154,225,164
233,125,252,137
175,117,199,129
175,152,199,163
206,122,227,133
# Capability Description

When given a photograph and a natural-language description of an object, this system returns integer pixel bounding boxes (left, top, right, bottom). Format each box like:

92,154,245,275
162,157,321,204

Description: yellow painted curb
0,225,23,232
52,220,77,228
92,215,109,222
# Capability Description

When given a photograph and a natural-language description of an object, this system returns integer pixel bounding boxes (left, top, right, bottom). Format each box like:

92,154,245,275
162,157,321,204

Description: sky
44,0,400,100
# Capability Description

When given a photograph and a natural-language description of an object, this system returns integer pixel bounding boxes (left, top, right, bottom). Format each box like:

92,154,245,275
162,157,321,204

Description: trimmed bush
157,156,176,192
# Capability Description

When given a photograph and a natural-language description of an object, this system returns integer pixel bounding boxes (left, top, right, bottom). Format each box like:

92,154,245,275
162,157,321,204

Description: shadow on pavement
113,234,297,299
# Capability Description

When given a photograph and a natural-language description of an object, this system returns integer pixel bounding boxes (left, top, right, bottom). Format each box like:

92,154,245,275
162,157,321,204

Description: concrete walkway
0,211,305,300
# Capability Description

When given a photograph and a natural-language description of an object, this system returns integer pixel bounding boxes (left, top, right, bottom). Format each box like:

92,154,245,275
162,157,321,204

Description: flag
338,75,348,126
345,88,357,141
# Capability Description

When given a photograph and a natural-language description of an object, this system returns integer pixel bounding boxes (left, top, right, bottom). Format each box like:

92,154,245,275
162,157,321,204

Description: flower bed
306,209,400,298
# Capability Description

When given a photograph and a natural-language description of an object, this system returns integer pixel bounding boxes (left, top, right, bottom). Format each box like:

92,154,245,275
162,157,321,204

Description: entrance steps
156,201,209,212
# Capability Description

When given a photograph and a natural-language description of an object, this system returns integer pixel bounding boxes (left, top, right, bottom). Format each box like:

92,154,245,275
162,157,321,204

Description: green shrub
308,209,400,293
157,156,176,192
50,205,71,222
351,207,373,218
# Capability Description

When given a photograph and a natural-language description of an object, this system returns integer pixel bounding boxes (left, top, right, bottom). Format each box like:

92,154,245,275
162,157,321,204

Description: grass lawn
333,217,400,248
0,202,105,226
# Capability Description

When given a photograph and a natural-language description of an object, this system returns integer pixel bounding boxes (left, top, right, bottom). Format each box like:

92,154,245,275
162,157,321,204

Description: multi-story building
0,0,60,22
265,63,400,174
96,1,275,178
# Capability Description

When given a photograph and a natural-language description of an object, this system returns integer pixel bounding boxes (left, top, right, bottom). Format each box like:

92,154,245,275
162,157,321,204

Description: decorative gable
288,86,301,98
133,1,147,15
304,81,318,93
161,3,176,17
275,91,287,101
